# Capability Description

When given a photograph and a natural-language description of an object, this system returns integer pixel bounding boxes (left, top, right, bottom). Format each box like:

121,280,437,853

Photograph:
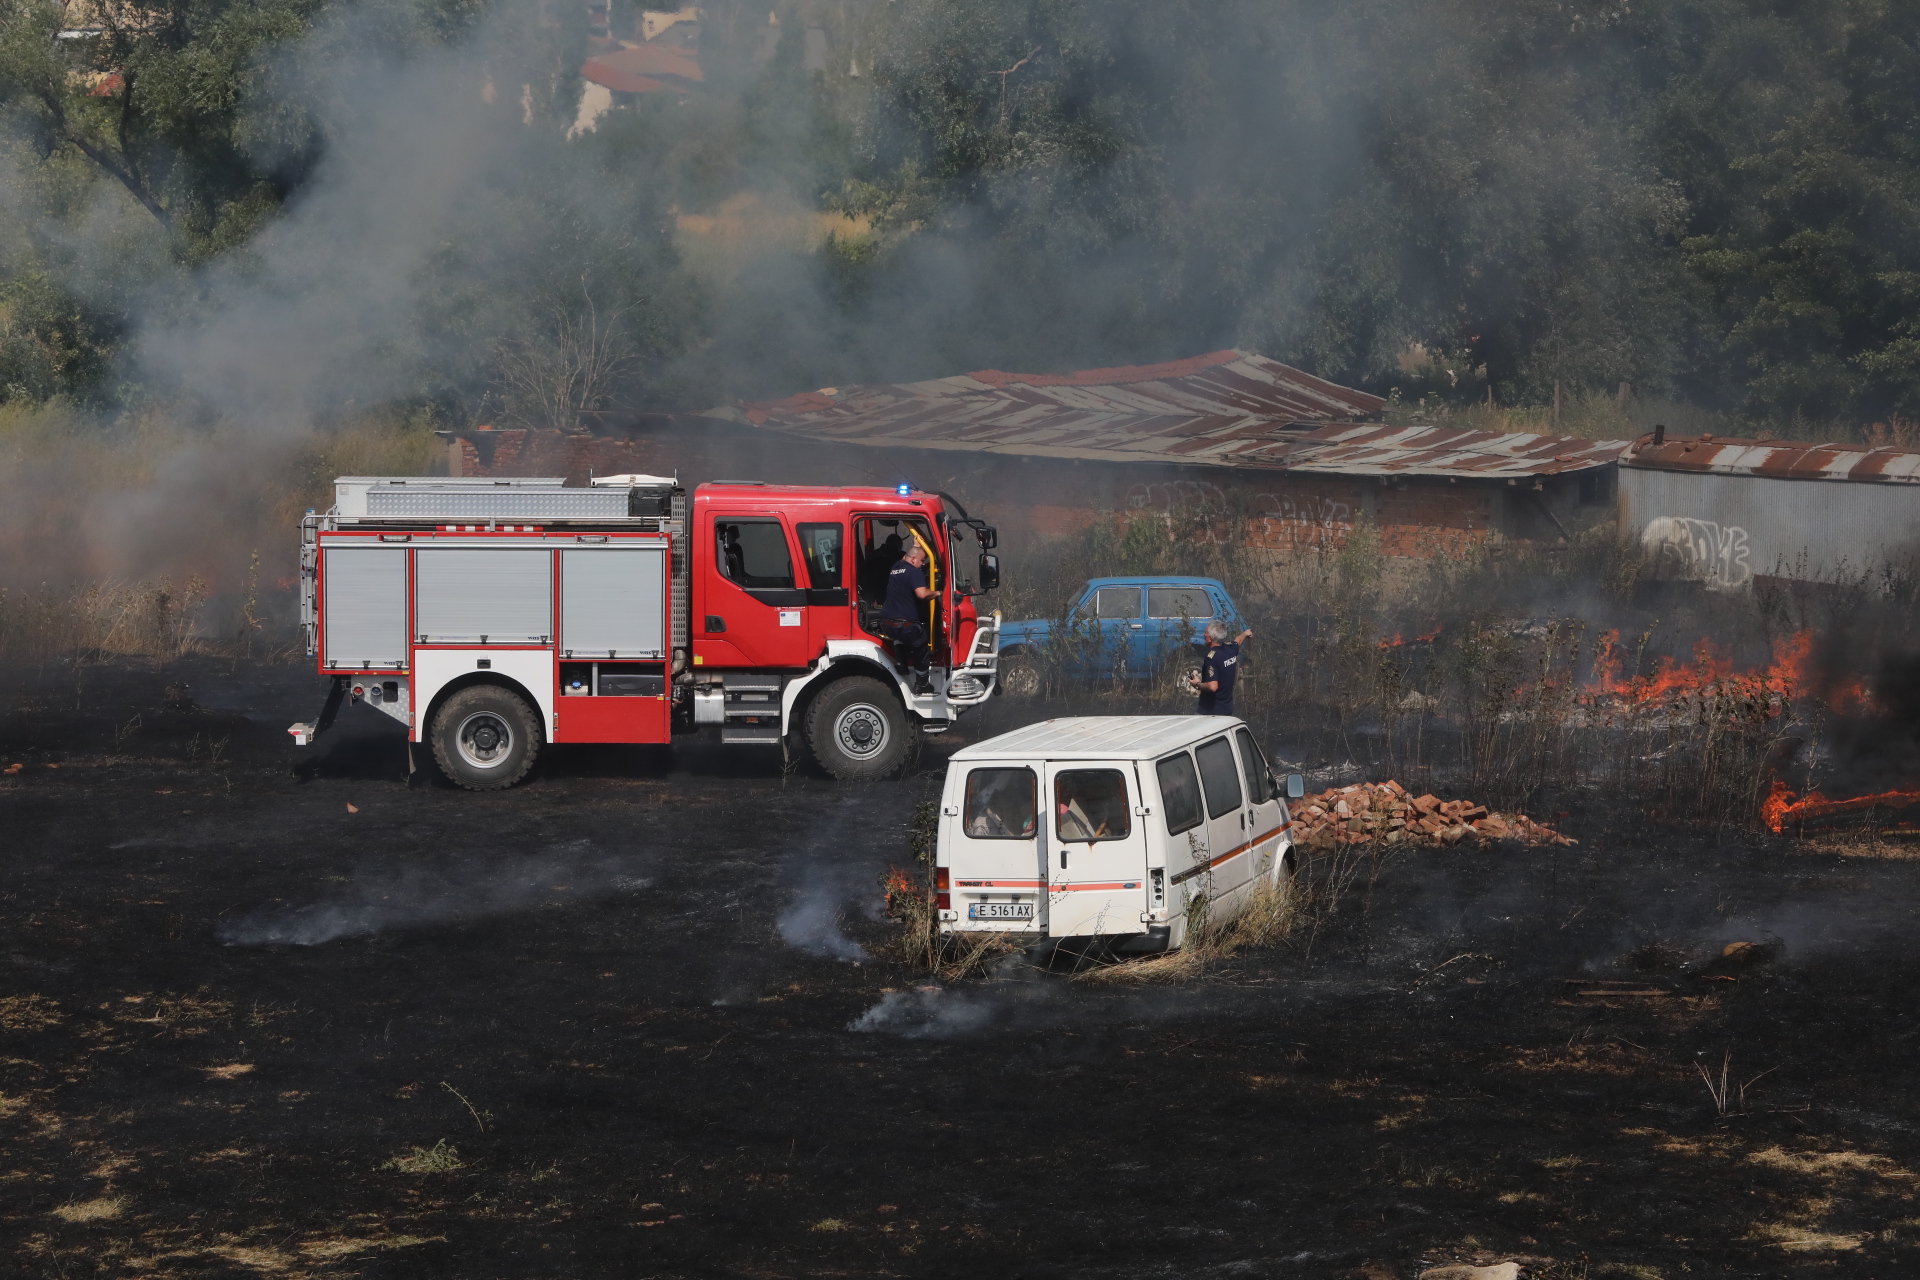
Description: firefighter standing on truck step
876,540,934,694
1188,619,1253,716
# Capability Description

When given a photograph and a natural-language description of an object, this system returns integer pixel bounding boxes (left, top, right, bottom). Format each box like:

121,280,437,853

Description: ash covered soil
6,657,1920,1279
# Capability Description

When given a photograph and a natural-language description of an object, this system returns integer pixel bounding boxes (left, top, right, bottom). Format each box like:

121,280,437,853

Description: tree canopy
3,0,1920,432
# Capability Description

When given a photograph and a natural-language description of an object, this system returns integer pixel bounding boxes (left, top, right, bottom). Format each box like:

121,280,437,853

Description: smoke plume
218,841,647,946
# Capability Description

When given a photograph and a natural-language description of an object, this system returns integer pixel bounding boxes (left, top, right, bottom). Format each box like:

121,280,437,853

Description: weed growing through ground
1697,1050,1778,1117
381,1140,465,1173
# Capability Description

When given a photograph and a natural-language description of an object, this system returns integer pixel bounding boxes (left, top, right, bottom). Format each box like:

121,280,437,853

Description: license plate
968,902,1034,921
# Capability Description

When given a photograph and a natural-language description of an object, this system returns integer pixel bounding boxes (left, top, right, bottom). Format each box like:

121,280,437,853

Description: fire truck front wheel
430,686,542,790
805,676,915,780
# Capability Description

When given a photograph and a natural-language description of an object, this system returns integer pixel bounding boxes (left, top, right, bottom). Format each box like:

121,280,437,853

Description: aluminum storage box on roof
936,716,1303,952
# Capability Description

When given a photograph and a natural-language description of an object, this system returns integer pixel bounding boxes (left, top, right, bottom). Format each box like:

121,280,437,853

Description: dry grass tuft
51,1196,126,1223
379,1139,464,1174
1076,874,1304,984
200,1063,254,1080
300,1234,443,1259
0,994,62,1032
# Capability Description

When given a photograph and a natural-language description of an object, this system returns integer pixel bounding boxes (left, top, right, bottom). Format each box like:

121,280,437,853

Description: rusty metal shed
1621,434,1920,589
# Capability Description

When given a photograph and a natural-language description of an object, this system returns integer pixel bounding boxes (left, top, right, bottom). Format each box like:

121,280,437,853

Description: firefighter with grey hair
1187,617,1253,716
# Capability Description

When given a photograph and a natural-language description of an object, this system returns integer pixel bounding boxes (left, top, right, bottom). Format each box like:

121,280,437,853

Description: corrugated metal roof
712,350,1626,478
1278,423,1631,479
1623,434,1920,484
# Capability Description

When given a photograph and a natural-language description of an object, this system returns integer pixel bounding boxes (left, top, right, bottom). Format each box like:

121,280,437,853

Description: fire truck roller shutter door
560,547,666,657
323,547,408,668
416,548,553,643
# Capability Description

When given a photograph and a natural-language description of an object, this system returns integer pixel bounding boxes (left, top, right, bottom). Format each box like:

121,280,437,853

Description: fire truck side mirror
978,525,997,549
977,553,1001,591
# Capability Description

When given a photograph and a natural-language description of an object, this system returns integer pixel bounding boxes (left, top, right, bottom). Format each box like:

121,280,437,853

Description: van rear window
1155,753,1203,835
964,768,1037,839
1195,737,1243,818
1055,770,1131,842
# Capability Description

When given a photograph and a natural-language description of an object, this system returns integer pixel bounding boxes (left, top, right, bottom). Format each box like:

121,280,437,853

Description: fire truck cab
292,475,1001,787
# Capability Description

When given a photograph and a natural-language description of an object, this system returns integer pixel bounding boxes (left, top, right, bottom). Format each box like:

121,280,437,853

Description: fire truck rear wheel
805,676,914,780
431,685,542,790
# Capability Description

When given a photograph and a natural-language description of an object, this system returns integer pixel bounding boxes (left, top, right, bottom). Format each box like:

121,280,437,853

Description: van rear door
947,764,1044,932
1044,761,1149,937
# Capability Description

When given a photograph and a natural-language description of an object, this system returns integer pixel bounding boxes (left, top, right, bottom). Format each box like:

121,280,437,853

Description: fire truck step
721,724,783,744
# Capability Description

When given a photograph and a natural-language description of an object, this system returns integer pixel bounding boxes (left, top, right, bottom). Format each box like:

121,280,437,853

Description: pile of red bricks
1286,780,1576,848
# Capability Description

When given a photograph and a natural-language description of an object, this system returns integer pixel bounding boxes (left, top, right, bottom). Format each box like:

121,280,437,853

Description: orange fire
1588,628,1875,714
1378,627,1443,650
1762,778,1920,833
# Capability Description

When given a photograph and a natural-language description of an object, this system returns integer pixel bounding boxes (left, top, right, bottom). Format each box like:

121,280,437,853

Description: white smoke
219,841,647,946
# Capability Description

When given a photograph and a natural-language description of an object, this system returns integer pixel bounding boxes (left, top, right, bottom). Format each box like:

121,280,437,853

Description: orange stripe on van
955,879,1043,888
1169,826,1288,885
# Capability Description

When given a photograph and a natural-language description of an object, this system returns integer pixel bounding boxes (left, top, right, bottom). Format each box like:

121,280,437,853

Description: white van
935,716,1305,953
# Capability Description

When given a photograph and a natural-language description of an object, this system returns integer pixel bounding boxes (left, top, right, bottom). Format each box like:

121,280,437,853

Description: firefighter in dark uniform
875,540,934,693
1188,618,1253,716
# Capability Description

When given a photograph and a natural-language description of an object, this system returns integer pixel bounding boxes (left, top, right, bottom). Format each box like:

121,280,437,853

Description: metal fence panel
561,548,666,658
323,547,409,667
416,548,553,643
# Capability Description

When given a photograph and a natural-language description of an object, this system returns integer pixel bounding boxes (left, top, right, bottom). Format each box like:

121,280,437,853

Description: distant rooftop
710,350,1626,478
1624,433,1920,484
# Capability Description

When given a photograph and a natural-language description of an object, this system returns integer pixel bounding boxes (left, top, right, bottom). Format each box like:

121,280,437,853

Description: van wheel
431,685,542,790
805,676,915,780
999,655,1041,698
1273,847,1298,890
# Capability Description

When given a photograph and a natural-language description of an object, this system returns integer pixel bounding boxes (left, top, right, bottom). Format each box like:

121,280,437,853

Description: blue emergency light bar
896,483,912,495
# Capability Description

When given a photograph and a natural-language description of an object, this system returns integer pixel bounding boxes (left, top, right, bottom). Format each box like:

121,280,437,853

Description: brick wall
1376,485,1495,557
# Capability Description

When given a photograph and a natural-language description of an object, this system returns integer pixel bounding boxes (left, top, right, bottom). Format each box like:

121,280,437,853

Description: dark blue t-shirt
1198,641,1240,712
881,558,928,620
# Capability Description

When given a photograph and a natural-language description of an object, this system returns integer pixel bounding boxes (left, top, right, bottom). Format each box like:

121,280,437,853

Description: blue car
996,576,1244,697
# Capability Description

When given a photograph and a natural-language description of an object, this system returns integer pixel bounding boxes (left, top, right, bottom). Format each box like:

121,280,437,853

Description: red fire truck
290,475,1001,787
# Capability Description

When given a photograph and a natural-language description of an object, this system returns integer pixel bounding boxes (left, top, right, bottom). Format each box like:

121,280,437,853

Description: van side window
715,519,795,589
1155,753,1203,835
1055,770,1131,842
1194,737,1243,818
1234,728,1272,803
964,768,1036,839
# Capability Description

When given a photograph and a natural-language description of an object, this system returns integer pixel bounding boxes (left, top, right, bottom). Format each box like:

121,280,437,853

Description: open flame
1762,778,1920,833
1378,627,1443,651
1588,628,1874,713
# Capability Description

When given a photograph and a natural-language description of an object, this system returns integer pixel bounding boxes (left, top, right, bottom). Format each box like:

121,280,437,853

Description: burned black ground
5,656,1920,1278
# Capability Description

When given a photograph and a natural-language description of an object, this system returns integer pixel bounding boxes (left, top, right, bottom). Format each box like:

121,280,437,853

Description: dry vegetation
0,401,444,662
998,510,1918,832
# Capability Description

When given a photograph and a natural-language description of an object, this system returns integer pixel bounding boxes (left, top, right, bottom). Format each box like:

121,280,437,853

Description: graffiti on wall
1641,516,1752,591
1124,483,1354,548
